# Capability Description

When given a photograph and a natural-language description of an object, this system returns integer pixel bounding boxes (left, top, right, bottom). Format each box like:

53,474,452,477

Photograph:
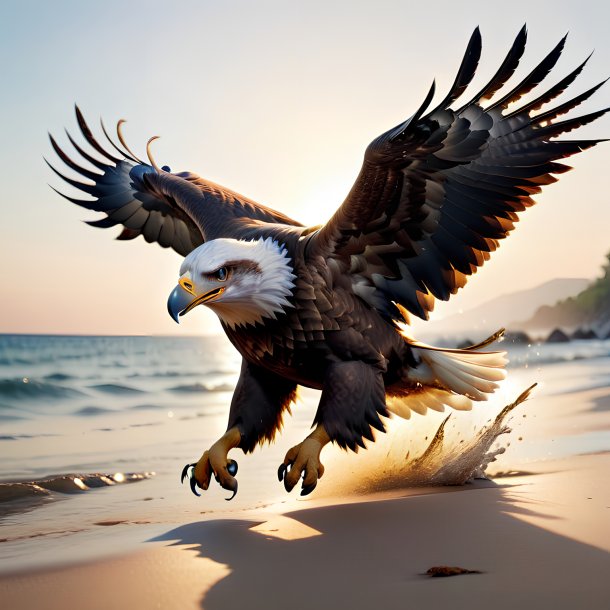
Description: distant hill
517,252,610,337
419,278,589,341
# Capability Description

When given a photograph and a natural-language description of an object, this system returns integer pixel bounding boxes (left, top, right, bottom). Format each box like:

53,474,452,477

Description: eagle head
167,237,296,329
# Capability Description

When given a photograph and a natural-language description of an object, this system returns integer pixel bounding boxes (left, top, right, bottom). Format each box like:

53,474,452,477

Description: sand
1,451,608,610
2,379,610,609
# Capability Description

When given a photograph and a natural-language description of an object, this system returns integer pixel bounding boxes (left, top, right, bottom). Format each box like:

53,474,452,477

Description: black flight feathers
47,107,302,256
310,25,608,320
48,26,607,322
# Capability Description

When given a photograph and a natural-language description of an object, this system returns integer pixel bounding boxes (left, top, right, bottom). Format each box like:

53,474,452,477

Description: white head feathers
179,237,296,329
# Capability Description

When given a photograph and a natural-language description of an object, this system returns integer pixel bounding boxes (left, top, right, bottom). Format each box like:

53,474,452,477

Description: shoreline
1,453,608,609
1,359,609,609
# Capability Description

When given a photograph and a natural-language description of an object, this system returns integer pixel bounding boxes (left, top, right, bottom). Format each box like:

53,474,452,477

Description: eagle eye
215,267,228,282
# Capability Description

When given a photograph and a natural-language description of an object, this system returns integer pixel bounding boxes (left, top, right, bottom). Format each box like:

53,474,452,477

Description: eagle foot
181,427,241,500
278,425,330,496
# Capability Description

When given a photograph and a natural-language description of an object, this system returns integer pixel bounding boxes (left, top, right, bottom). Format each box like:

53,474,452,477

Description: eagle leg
227,359,298,453
182,426,241,500
278,425,329,496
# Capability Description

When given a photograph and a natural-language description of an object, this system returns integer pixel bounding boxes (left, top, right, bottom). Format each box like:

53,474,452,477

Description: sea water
0,333,609,571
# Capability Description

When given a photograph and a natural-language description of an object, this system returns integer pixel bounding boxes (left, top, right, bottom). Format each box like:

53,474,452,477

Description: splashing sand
321,384,537,496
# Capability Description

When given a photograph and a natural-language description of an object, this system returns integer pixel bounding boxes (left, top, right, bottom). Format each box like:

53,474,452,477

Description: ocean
1,333,609,571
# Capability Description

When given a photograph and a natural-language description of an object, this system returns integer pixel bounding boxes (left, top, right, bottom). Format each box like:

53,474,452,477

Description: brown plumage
48,26,607,497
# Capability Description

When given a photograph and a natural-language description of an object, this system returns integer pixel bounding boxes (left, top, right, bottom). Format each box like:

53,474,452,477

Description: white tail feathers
387,338,507,421
387,388,472,420
391,308,507,419
407,337,507,402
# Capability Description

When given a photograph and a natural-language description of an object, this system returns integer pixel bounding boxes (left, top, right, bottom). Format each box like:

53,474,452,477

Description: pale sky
1,0,609,335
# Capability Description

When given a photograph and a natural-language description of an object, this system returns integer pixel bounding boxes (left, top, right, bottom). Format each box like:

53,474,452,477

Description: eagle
48,26,606,499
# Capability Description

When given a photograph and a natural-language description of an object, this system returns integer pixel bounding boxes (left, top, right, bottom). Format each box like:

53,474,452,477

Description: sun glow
288,172,355,226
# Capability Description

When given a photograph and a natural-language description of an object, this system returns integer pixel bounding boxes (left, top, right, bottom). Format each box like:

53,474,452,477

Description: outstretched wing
48,107,304,257
308,26,608,320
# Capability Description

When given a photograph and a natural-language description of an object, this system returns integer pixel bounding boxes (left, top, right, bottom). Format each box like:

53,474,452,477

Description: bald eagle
49,26,606,499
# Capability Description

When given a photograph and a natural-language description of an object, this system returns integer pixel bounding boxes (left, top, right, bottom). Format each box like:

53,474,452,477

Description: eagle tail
407,338,508,402
388,321,507,419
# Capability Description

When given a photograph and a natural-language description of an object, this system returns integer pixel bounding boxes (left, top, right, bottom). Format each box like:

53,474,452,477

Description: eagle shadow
150,483,610,610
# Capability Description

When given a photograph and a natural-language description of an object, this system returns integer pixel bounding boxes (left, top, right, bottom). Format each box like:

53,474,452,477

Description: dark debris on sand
425,566,483,577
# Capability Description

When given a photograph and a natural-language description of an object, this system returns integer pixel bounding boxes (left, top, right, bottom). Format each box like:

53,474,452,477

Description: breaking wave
43,373,73,381
0,378,84,401
89,383,145,395
0,472,155,517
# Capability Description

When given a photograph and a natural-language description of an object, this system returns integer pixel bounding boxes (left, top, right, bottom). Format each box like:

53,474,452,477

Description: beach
1,335,609,608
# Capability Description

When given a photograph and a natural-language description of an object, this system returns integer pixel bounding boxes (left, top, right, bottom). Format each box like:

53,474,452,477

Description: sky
1,0,609,336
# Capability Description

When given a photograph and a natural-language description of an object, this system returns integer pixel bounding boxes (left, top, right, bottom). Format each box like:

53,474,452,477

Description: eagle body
222,236,411,382
48,25,607,496
220,241,418,451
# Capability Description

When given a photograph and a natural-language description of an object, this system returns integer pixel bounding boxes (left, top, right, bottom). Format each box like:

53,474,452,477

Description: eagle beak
167,279,226,324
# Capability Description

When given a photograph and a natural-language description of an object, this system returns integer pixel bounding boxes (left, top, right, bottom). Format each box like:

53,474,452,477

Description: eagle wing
307,26,607,320
48,107,304,257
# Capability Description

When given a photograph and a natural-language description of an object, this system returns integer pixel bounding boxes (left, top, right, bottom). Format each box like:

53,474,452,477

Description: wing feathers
64,130,109,172
430,27,482,113
49,134,102,180
505,53,593,118
531,82,609,125
388,81,436,142
99,118,142,164
74,105,121,164
486,34,567,111
45,159,97,195
310,26,606,321
49,107,305,257
459,24,527,110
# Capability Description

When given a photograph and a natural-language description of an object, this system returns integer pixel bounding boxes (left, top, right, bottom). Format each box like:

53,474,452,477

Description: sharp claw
284,476,294,493
189,476,201,497
224,479,238,501
227,459,238,477
300,481,317,497
278,463,287,482
181,463,196,484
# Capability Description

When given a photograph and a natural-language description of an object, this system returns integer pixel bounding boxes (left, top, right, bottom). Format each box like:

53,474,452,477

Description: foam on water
0,472,155,517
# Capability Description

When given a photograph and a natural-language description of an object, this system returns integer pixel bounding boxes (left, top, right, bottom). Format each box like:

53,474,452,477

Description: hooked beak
167,277,225,323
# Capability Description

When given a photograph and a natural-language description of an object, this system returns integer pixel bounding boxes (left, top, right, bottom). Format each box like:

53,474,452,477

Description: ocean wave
74,406,116,416
0,472,155,515
0,482,51,503
43,372,73,381
0,357,35,366
89,383,144,395
168,382,235,393
128,403,166,411
0,378,84,401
